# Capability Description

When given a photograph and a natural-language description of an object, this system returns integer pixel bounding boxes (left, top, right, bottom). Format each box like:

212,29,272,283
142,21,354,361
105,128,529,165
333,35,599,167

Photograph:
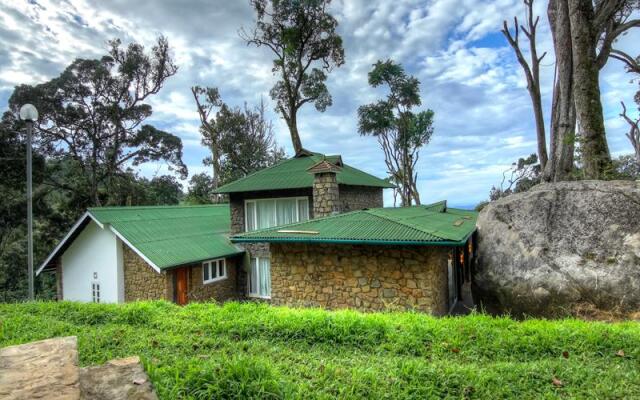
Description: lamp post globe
19,104,38,122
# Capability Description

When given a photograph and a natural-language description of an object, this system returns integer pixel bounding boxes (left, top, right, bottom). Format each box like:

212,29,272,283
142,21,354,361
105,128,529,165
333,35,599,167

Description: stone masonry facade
188,257,240,302
312,172,340,217
123,244,242,303
269,243,450,314
339,185,384,212
123,245,171,301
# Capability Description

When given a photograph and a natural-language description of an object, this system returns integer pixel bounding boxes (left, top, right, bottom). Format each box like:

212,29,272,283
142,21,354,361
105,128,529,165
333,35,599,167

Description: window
248,257,271,298
92,282,100,303
245,197,309,232
203,259,227,284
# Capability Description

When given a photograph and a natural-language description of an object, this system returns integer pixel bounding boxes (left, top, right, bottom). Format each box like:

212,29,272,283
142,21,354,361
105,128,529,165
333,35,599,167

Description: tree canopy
8,36,186,207
358,60,434,206
242,0,344,154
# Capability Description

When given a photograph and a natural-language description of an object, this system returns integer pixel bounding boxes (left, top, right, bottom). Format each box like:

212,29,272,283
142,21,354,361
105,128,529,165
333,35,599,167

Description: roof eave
230,237,468,247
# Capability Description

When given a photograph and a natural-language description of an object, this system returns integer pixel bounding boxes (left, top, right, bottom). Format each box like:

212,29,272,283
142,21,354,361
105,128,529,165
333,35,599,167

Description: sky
1,0,638,208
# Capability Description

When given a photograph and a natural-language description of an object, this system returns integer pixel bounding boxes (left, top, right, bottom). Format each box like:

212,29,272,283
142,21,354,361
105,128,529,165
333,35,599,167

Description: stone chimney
307,159,341,218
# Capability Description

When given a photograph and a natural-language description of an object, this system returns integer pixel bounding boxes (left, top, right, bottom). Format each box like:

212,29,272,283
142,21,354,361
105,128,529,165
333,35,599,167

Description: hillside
1,302,639,399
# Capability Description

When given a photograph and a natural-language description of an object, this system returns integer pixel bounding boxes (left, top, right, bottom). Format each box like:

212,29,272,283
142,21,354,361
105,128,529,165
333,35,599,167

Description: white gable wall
61,220,123,303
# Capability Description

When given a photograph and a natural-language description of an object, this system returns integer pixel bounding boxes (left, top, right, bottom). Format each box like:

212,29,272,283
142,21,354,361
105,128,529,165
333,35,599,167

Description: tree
504,0,640,180
358,60,435,206
241,0,345,154
218,99,286,185
616,52,640,166
620,101,640,165
489,154,541,201
502,0,548,171
8,36,186,207
191,86,223,197
185,173,216,205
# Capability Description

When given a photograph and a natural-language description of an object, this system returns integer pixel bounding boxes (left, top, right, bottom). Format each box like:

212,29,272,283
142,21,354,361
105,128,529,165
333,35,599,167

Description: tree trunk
568,0,611,179
547,0,576,182
287,110,304,155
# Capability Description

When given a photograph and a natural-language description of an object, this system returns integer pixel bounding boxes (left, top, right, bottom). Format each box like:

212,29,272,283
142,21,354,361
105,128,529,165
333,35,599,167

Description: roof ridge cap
89,204,226,211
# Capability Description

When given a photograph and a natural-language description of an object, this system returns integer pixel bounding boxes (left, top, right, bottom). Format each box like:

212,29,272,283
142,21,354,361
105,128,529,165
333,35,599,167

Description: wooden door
175,267,188,305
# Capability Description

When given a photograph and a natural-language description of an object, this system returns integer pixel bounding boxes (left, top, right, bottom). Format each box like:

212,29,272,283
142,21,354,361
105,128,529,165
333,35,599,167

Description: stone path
0,336,157,400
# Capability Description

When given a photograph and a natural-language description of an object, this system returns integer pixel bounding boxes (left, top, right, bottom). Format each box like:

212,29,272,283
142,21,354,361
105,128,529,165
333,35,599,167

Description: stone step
0,336,81,400
79,356,158,400
0,336,157,400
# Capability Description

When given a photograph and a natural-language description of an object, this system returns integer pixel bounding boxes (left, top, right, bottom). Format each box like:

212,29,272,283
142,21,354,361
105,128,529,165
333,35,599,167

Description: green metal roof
214,153,394,193
231,201,477,246
89,205,243,270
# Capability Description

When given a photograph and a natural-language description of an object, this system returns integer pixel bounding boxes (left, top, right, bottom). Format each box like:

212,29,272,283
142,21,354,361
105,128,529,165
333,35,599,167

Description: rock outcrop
474,180,640,317
0,336,157,399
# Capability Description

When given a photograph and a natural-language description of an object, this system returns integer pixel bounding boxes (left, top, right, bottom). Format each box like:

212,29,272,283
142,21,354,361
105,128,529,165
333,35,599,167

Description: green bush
1,301,638,399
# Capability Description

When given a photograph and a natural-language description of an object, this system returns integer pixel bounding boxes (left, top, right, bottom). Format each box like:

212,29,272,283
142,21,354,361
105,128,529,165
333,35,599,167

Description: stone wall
123,245,171,301
188,258,241,302
312,172,340,217
339,185,383,212
269,243,450,314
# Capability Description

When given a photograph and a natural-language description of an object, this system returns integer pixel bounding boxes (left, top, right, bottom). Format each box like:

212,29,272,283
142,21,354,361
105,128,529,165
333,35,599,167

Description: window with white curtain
248,257,271,298
245,197,309,232
203,258,226,284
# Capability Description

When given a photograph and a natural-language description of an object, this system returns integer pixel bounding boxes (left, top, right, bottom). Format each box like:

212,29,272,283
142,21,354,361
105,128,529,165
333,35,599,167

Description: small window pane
250,258,258,294
203,262,210,281
218,260,225,277
246,202,256,231
276,199,297,225
256,200,276,229
298,199,309,222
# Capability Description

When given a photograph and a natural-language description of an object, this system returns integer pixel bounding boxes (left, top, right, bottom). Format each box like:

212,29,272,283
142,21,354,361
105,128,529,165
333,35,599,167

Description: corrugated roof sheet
88,205,243,270
214,153,394,193
232,201,477,246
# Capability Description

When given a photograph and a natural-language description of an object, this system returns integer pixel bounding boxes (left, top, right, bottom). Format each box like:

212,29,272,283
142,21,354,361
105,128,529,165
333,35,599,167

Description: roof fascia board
108,226,162,273
230,237,467,247
36,211,102,275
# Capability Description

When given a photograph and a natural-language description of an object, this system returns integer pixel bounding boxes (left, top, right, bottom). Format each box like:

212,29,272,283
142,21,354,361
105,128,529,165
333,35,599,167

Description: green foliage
358,60,434,206
1,301,639,399
8,36,186,206
184,173,216,205
242,0,345,153
489,154,541,201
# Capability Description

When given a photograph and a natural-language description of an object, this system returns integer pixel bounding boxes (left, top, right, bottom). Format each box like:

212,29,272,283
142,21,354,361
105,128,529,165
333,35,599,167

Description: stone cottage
38,151,477,314
36,205,243,304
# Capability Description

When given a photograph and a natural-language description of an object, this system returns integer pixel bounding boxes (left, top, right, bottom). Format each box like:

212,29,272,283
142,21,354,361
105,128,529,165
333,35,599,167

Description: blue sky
1,0,638,208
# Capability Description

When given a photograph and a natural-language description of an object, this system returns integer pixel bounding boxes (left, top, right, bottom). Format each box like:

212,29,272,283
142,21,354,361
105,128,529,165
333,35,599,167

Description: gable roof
214,153,393,194
231,201,477,246
37,205,243,275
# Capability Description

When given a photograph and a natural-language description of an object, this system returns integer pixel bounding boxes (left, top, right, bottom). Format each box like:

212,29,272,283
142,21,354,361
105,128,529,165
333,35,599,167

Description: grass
1,301,639,399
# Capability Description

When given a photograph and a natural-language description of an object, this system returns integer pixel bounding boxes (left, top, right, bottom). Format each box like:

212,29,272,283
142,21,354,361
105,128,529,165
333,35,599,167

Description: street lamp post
19,104,38,301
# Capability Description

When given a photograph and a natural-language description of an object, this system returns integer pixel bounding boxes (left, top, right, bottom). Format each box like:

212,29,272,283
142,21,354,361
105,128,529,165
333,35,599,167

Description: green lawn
1,301,639,399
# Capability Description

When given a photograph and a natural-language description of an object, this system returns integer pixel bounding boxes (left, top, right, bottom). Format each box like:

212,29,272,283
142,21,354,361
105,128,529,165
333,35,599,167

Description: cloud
1,0,638,207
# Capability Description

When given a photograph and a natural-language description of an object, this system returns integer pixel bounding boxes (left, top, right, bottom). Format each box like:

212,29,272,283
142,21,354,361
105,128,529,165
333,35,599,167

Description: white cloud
0,0,638,206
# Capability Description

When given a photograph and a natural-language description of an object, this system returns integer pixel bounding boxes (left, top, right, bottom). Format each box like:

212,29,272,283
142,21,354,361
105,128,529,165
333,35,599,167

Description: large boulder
474,180,640,317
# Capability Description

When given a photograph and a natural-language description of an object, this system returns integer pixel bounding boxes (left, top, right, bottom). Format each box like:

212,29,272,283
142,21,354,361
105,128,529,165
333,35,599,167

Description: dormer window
245,197,309,232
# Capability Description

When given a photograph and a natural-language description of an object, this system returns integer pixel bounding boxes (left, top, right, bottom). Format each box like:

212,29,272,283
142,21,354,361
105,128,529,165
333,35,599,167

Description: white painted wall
61,220,123,303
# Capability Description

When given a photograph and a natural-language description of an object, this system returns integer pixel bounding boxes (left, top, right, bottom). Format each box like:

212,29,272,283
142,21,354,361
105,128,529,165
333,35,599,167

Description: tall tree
615,51,640,166
504,0,640,180
218,99,286,185
9,36,186,206
358,60,434,206
191,86,223,197
502,0,548,171
241,0,345,154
